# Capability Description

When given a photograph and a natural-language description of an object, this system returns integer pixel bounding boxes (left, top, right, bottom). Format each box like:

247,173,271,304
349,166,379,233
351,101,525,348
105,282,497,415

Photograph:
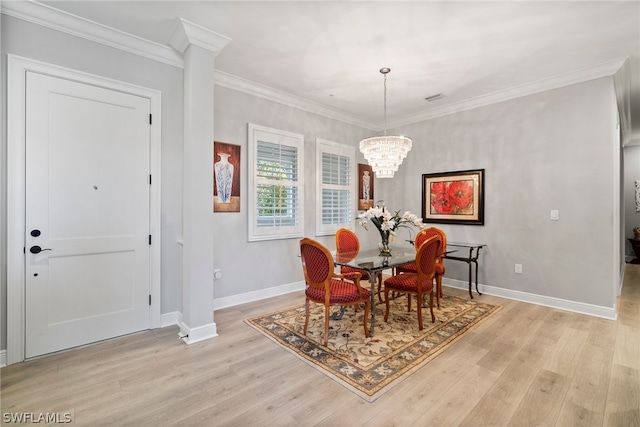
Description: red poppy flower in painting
431,191,455,214
431,182,448,195
449,180,474,209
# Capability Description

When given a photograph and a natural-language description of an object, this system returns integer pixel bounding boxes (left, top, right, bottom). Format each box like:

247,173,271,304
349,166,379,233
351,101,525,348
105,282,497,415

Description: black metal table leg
473,247,483,296
467,255,473,299
443,243,485,299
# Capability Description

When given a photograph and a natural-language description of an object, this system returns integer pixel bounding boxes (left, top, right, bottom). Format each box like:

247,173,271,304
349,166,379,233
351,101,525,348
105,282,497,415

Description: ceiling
36,1,640,128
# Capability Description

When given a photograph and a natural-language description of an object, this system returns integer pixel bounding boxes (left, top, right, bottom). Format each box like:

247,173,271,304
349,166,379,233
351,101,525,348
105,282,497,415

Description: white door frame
7,55,162,365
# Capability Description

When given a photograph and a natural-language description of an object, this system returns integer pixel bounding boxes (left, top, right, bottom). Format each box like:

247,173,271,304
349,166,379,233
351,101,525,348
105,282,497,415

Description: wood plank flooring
2,265,639,426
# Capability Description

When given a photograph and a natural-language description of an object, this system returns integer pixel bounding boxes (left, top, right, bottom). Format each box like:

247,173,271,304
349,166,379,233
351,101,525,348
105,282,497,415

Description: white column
169,19,231,343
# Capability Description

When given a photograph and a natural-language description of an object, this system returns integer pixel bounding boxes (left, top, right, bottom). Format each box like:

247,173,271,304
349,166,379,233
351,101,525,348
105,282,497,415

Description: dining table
333,245,423,336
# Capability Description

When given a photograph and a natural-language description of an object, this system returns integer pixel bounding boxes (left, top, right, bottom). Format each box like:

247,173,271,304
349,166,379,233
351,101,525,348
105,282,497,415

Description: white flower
357,204,425,235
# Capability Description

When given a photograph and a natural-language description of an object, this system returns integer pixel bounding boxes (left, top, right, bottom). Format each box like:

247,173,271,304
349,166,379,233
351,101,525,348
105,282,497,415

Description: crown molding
0,0,373,129
214,70,376,130
0,0,183,68
387,57,627,129
1,1,627,131
168,18,230,55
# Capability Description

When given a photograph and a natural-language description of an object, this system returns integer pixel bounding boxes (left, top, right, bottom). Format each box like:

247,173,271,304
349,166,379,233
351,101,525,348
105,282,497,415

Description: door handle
30,246,52,254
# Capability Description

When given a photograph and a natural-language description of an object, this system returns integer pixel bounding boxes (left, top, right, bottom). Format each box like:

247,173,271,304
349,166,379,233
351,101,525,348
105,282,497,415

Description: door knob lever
30,246,52,254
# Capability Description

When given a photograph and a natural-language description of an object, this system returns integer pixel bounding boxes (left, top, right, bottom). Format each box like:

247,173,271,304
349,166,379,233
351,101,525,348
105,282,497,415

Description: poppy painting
422,169,484,225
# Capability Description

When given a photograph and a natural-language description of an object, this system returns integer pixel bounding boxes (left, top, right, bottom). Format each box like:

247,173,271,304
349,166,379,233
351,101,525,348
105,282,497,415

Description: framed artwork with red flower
422,169,484,225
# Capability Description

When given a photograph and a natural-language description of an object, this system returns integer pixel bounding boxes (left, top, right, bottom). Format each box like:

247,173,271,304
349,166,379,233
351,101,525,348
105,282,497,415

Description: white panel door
25,71,151,358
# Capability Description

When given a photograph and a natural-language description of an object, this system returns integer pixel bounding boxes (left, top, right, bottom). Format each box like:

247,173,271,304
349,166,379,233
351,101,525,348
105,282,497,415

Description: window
248,124,304,241
316,138,355,236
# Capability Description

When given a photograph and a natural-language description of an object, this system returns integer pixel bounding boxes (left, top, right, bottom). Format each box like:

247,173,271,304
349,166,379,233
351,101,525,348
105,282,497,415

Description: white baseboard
176,313,218,345
443,278,617,320
3,278,615,362
157,281,304,333
213,280,305,310
161,311,180,328
3,290,299,361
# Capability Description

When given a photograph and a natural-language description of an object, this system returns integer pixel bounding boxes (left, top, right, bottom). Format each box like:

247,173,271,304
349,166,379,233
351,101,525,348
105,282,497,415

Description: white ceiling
36,1,640,128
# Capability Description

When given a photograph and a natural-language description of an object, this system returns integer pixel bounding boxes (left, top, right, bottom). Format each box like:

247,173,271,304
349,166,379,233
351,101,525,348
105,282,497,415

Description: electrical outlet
515,264,523,274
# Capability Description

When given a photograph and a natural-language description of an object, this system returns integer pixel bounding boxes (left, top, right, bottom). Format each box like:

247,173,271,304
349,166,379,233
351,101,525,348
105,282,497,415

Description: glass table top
333,247,417,272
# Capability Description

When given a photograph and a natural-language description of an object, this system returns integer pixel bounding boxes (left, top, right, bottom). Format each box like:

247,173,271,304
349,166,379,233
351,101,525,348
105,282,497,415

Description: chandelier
359,68,412,179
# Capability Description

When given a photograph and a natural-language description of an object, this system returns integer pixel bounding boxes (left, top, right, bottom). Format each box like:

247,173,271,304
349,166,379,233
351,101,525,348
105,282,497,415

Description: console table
444,242,486,299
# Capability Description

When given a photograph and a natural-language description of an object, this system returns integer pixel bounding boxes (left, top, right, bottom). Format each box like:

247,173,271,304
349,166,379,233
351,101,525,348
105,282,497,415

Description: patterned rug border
245,295,501,402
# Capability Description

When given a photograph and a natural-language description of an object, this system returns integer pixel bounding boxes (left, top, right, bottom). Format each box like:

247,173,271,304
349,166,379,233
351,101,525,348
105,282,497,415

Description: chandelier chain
383,73,388,136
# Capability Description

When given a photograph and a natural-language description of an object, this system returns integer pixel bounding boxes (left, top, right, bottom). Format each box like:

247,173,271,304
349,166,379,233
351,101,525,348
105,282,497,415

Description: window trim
248,123,305,241
315,138,355,236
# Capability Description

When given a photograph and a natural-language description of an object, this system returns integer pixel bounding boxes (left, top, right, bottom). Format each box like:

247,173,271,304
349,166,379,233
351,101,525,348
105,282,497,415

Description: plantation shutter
248,123,304,241
315,138,355,236
321,152,351,225
256,141,299,227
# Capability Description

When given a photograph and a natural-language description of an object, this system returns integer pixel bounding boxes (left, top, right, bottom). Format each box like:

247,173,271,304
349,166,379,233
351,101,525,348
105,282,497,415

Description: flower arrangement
357,204,425,255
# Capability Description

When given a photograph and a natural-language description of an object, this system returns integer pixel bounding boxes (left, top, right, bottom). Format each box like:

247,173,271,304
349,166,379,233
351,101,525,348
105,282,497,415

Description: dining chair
299,237,371,346
395,227,447,308
336,228,384,302
383,235,441,330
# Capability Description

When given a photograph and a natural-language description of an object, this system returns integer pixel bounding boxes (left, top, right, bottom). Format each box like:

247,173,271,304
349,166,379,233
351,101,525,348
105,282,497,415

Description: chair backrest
416,235,441,281
300,238,333,289
336,228,360,253
415,227,447,257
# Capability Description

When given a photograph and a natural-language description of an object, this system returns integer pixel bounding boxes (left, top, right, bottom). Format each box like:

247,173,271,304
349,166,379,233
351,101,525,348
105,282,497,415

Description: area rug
245,293,500,402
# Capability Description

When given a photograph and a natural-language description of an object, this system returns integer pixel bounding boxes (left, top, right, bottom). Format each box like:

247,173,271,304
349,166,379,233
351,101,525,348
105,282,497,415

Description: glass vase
378,229,391,256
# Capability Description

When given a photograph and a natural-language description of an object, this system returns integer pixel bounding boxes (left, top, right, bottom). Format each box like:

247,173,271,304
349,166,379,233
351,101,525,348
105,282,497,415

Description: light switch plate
550,210,559,220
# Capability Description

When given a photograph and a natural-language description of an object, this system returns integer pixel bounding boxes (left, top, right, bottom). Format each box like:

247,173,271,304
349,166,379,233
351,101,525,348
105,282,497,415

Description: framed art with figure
422,169,484,225
358,163,374,210
214,141,241,212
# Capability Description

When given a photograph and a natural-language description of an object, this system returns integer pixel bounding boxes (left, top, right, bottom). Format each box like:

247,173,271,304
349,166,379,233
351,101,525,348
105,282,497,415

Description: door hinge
149,294,152,306
149,235,152,245
149,174,152,185
149,114,152,125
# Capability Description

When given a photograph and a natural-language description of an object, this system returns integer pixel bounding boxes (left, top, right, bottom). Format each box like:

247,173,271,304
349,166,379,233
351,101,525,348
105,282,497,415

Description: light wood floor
2,265,639,426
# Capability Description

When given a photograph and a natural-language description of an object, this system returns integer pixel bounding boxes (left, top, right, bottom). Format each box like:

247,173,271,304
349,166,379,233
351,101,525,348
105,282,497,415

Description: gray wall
378,77,619,307
212,86,371,298
211,77,619,309
0,15,185,350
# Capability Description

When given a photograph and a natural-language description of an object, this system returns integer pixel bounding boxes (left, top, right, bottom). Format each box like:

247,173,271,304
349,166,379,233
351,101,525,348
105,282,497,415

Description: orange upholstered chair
396,227,447,307
383,235,441,330
336,228,384,302
299,237,371,346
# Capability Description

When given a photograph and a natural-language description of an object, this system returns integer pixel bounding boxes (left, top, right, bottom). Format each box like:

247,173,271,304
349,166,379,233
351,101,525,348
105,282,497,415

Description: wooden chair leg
323,305,330,346
384,289,391,322
417,293,423,330
304,299,310,335
429,291,435,323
